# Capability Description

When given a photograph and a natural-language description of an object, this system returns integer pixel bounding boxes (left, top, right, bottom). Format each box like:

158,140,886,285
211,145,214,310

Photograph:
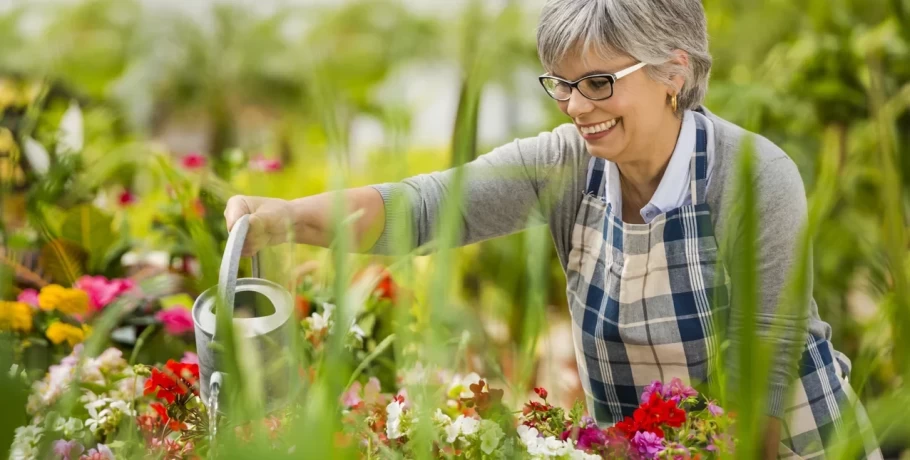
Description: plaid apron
565,115,881,459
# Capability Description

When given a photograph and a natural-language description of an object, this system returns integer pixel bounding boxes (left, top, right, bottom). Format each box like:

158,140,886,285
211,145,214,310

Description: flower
631,431,664,459
181,352,199,365
79,444,114,460
561,425,607,451
640,380,664,405
707,400,724,417
74,275,136,312
143,360,200,404
10,425,43,460
38,284,89,316
155,308,194,335
534,387,548,400
118,190,137,206
150,402,186,431
616,393,686,439
342,381,364,408
16,289,39,308
53,439,84,460
479,419,504,454
374,269,396,301
46,322,88,347
445,415,480,443
180,152,206,170
249,154,282,172
0,301,33,333
385,398,406,440
663,378,698,404
448,372,482,399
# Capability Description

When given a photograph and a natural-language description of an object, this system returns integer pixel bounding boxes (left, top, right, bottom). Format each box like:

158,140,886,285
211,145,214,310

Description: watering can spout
192,214,295,413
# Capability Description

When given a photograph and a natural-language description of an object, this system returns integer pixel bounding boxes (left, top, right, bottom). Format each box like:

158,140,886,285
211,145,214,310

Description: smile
577,118,620,140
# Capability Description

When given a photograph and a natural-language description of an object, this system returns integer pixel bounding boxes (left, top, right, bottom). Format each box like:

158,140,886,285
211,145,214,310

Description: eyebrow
549,70,613,80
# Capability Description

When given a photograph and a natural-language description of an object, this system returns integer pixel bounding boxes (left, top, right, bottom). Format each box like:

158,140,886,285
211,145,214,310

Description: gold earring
670,93,678,113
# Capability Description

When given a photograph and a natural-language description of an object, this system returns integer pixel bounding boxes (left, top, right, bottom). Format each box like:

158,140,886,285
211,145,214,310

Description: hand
223,195,295,256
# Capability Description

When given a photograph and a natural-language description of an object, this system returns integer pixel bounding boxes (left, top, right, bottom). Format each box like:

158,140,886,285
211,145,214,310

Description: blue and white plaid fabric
565,115,881,459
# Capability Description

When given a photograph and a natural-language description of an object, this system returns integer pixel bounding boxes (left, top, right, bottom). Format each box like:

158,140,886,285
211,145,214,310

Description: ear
667,49,690,96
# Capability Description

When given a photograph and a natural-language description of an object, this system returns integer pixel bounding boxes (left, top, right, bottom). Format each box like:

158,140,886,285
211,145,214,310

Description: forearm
288,186,386,251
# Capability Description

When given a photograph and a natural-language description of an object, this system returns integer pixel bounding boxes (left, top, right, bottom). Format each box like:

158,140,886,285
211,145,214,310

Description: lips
578,118,619,135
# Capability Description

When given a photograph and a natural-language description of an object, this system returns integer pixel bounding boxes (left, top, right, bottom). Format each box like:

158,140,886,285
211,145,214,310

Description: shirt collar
605,110,697,223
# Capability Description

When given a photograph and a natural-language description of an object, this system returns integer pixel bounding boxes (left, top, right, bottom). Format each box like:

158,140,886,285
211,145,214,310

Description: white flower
385,399,405,440
444,415,481,443
516,425,578,459
448,372,482,399
479,420,505,455
349,324,366,338
114,373,145,401
109,399,135,417
433,409,451,426
10,425,43,460
85,399,112,435
308,303,335,332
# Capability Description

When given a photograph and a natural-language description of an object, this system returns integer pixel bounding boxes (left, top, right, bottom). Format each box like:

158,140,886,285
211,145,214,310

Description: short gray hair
536,0,712,115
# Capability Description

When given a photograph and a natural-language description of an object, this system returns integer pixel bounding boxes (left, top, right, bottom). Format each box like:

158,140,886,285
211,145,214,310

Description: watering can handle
214,214,260,340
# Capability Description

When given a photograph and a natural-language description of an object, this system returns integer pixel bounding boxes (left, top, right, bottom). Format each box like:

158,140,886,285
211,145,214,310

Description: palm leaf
38,239,86,286
0,247,49,288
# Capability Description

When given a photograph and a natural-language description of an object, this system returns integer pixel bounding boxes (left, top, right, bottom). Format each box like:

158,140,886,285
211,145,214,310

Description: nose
563,88,594,119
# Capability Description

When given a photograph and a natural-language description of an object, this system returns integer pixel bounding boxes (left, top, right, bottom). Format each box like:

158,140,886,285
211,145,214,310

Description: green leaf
59,205,115,273
38,239,86,285
159,293,195,310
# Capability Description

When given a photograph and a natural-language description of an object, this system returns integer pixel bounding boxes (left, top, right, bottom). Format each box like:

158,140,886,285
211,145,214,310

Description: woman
224,0,880,457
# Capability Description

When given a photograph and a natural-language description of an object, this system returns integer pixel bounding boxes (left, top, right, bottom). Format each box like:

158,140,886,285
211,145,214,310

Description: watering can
192,214,295,412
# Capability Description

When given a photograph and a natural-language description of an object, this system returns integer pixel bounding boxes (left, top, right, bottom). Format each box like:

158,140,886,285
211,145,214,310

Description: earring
670,93,678,113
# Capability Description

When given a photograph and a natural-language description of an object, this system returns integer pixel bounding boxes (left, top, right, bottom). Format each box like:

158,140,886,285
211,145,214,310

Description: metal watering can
192,214,295,415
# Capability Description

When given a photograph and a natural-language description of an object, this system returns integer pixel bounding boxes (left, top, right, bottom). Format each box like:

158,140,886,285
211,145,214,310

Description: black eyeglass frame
538,62,647,101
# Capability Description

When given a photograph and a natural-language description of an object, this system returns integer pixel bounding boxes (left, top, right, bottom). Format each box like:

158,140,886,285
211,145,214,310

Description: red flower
143,360,200,404
150,402,187,431
615,393,686,439
534,387,548,400
295,295,311,319
375,270,397,302
118,190,137,206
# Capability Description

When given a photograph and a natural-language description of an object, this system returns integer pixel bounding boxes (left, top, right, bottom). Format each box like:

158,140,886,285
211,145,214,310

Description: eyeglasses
538,62,647,101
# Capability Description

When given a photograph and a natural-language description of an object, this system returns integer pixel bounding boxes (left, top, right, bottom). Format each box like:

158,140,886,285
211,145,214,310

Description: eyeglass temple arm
613,62,647,80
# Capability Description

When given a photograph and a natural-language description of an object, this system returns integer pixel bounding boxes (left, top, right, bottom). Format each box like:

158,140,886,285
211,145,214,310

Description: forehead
549,42,635,79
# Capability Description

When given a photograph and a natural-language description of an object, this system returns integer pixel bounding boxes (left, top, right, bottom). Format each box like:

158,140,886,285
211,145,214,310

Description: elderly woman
224,0,881,457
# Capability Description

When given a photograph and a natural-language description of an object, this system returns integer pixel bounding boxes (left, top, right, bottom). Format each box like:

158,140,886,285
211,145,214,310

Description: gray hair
536,0,712,115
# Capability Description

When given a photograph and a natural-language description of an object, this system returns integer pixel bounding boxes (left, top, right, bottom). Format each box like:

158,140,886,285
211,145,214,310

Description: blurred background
0,0,908,457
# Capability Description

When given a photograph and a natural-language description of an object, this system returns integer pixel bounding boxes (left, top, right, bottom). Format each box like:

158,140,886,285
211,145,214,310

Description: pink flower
640,380,664,404
181,351,199,365
181,152,206,170
631,431,664,459
17,289,39,308
341,381,364,408
364,377,381,404
155,308,194,335
79,444,113,460
74,275,136,312
707,400,724,416
663,378,698,404
54,439,84,460
249,154,282,172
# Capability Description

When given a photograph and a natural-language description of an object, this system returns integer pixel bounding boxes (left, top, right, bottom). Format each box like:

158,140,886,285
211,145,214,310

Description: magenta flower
54,439,84,460
180,152,206,170
664,378,698,404
561,426,607,451
155,308,194,335
17,289,39,308
631,431,664,459
118,190,137,206
74,275,136,311
249,154,282,172
707,400,724,416
640,380,665,404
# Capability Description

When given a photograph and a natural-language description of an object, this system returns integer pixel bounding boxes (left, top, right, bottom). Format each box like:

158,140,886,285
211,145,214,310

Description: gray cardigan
370,107,829,417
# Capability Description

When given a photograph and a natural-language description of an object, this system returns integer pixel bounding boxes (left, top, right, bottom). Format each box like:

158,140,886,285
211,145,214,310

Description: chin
586,144,622,161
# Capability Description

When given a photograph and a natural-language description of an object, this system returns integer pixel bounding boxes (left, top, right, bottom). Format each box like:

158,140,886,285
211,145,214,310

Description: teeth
580,118,619,135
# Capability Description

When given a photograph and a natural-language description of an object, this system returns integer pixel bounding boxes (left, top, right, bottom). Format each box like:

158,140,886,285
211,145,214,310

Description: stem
129,324,159,365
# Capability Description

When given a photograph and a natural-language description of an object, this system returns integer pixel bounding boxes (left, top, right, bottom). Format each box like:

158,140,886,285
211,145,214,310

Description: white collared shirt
606,110,715,223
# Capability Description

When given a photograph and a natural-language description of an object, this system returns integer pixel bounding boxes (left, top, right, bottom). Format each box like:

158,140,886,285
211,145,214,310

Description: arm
225,126,575,256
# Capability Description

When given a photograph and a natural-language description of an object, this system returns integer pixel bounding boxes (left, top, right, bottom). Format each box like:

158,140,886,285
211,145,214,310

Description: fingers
242,212,269,257
224,195,252,231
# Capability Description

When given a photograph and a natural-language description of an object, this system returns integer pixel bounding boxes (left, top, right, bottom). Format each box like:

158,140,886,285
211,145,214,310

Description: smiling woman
223,0,882,458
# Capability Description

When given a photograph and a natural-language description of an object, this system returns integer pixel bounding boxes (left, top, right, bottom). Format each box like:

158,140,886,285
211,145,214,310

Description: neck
616,113,684,205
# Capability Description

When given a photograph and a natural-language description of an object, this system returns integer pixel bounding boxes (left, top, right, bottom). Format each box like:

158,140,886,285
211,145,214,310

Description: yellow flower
45,322,87,347
38,285,89,316
0,301,34,333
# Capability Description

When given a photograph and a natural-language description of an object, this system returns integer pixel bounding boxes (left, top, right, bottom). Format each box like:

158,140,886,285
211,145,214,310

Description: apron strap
585,156,606,197
689,114,709,205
